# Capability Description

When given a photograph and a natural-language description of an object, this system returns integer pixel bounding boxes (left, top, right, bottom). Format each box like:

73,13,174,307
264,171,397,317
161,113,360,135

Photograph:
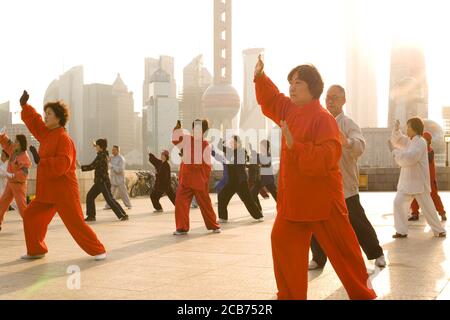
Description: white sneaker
218,218,228,223
21,254,45,260
375,255,386,268
173,230,188,236
212,228,222,233
94,253,107,261
256,217,265,222
153,209,163,213
308,260,322,270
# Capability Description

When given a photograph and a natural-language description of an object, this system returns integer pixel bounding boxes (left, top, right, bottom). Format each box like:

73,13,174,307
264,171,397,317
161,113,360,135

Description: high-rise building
142,56,178,165
0,101,12,129
442,106,450,135
202,0,240,132
345,0,378,128
83,74,136,162
143,69,179,159
240,48,267,133
388,42,428,128
180,55,212,128
44,66,84,157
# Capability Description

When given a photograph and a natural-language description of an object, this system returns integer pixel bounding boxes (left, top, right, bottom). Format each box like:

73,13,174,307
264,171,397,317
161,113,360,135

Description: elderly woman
0,131,31,231
19,90,106,260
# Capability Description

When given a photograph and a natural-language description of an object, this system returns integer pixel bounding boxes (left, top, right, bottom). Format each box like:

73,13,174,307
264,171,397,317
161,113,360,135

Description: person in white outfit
389,118,446,238
104,145,132,210
0,150,9,196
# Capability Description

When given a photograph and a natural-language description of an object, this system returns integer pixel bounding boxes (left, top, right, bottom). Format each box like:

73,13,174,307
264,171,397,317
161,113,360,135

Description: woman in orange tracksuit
19,90,106,260
254,57,376,300
0,132,31,231
171,119,221,235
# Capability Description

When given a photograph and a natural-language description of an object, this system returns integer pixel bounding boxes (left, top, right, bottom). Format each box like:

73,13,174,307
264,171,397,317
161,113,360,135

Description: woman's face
44,107,61,129
95,145,102,153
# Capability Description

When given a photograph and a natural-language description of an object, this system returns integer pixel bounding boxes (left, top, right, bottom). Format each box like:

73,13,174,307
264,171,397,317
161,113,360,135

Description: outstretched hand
280,120,293,149
20,90,29,107
254,54,264,78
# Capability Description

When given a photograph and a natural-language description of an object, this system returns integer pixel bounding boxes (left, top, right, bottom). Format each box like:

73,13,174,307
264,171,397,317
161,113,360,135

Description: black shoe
392,233,408,239
8,206,14,211
85,217,96,222
408,214,419,221
120,215,129,221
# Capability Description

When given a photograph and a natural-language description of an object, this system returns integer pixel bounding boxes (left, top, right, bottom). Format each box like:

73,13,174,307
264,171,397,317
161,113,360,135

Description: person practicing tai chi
408,131,446,222
81,139,129,222
149,150,176,213
171,119,221,235
0,130,31,231
216,136,264,223
254,56,376,300
250,139,278,212
389,119,446,238
19,90,106,260
104,145,132,210
309,85,385,270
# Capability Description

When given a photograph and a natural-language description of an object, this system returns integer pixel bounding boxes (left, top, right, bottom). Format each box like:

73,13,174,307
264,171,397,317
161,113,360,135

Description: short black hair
288,64,324,99
192,119,209,134
96,138,108,151
112,145,119,150
16,134,28,152
44,101,70,127
407,117,424,136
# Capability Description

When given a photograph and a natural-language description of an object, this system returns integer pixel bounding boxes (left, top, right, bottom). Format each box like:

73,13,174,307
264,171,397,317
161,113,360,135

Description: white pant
394,191,446,235
105,183,132,209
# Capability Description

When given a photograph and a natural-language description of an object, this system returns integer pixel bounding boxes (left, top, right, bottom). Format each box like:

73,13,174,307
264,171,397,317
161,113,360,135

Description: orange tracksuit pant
175,183,220,232
271,206,377,300
0,181,27,225
23,193,106,256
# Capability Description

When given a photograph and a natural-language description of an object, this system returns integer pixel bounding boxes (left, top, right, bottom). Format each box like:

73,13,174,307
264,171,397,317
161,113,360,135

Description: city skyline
1,0,450,128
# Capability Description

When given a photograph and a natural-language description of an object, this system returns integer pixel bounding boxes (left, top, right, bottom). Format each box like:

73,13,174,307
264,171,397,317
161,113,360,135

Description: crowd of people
0,55,447,300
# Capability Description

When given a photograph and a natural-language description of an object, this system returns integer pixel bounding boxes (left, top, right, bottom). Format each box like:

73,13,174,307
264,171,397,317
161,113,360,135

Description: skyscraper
44,66,84,158
142,56,178,165
143,69,179,158
388,42,428,128
0,101,12,129
180,55,212,128
345,0,378,128
202,0,240,132
241,48,267,133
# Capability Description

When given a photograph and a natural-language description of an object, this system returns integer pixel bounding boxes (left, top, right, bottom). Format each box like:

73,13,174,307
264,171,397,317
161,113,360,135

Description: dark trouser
310,194,383,266
251,180,278,211
86,182,127,219
150,187,176,210
218,181,263,220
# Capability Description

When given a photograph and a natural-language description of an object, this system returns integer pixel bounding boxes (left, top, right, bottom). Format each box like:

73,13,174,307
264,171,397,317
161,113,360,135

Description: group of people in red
0,54,447,300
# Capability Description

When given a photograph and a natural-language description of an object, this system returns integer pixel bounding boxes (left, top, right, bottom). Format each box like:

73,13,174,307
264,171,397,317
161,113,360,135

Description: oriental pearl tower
202,0,240,132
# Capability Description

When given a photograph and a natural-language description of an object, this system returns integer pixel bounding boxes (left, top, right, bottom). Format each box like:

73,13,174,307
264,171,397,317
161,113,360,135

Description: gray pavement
0,192,449,300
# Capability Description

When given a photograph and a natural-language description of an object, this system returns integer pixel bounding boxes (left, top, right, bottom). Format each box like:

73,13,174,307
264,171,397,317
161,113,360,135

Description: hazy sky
1,0,449,126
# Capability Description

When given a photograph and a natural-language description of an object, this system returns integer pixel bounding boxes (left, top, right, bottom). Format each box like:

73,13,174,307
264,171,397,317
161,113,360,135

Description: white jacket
109,154,126,186
0,161,7,195
391,129,431,195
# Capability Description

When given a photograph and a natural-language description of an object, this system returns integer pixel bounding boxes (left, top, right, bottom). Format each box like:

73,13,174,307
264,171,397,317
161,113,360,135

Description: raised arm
38,134,74,178
20,91,48,142
149,153,162,167
0,133,14,157
254,55,291,126
390,120,409,149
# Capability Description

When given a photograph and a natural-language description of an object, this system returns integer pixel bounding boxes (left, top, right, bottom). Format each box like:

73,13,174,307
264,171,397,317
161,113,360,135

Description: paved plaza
0,192,449,300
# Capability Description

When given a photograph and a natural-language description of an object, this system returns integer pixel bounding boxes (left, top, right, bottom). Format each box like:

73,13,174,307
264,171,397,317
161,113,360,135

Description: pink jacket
0,133,32,184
